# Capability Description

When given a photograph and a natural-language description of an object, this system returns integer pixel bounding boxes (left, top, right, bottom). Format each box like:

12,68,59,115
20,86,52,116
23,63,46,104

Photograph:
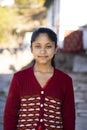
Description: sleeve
4,74,20,130
62,77,76,130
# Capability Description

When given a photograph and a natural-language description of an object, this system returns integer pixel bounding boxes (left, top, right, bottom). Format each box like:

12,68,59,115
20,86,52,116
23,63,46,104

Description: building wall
46,0,87,51
46,0,60,33
82,27,87,49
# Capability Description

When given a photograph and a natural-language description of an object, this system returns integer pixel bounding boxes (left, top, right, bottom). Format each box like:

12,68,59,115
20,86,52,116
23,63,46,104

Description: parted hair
30,27,57,67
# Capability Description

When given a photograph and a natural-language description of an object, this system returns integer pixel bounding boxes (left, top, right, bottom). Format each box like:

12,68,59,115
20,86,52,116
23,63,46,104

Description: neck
34,63,53,73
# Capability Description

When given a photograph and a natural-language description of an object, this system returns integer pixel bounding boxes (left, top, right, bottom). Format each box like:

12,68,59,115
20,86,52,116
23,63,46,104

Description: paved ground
69,72,87,130
0,72,87,130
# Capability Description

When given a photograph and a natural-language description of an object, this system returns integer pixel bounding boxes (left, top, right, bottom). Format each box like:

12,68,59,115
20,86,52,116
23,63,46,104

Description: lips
38,56,48,58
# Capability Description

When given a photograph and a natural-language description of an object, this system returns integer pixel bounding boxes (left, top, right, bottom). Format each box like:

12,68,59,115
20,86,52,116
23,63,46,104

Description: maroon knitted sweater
4,66,75,130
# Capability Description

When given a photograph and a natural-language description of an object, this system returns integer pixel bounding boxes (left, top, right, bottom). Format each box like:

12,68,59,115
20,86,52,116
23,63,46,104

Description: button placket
39,90,45,125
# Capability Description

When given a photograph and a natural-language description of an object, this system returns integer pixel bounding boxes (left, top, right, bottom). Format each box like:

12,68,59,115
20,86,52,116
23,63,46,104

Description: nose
40,48,46,53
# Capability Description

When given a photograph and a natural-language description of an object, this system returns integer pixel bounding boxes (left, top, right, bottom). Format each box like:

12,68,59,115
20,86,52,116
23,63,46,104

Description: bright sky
58,0,87,48
60,0,87,27
0,0,14,6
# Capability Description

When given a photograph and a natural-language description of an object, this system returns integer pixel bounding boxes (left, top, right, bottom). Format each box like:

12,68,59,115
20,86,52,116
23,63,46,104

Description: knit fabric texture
4,66,75,130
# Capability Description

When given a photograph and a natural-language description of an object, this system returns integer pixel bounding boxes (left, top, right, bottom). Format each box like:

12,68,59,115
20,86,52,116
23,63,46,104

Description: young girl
4,27,75,130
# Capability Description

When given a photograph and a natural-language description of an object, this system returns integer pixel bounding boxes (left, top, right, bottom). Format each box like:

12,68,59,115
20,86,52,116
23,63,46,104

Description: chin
39,61,48,64
38,60,51,65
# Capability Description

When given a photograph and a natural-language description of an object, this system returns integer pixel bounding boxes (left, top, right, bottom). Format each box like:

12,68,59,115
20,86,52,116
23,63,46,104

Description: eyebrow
34,42,53,45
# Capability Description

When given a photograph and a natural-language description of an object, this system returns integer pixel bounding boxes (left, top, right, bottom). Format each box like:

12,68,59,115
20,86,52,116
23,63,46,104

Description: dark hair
31,27,57,47
31,27,57,67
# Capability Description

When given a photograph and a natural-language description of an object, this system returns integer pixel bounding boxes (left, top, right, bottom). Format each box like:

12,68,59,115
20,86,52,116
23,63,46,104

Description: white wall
83,28,87,49
59,0,87,49
46,0,87,50
46,0,60,31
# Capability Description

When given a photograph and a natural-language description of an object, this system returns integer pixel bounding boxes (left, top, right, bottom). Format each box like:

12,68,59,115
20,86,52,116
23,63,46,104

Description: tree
15,0,45,7
0,7,17,43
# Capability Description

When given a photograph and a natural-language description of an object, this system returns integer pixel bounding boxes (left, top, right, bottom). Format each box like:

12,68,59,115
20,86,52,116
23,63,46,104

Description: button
41,91,44,94
40,119,43,122
40,104,43,107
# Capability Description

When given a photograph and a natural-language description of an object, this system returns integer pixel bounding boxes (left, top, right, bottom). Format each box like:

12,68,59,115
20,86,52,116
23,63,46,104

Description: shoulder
14,66,33,79
54,68,73,92
54,68,72,81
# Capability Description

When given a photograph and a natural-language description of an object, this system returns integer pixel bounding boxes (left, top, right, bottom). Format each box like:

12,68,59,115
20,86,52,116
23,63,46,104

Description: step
77,109,87,117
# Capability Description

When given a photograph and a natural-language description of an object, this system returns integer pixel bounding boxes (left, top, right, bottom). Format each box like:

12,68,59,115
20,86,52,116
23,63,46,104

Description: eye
46,45,52,49
34,45,41,48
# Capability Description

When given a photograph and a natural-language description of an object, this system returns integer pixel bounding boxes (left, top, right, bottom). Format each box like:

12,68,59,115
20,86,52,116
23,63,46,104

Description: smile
38,56,48,58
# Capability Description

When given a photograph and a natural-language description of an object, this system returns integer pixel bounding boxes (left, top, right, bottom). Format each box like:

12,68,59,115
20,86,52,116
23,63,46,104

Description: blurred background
0,0,87,130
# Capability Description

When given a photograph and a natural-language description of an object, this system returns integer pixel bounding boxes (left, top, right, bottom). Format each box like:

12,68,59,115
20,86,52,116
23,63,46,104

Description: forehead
34,33,52,42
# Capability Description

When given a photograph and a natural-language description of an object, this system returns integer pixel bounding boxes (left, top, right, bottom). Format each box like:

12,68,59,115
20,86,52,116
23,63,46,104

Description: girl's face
31,33,57,65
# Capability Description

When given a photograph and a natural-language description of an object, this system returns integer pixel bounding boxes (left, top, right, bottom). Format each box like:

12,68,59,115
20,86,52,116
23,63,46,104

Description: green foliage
0,0,46,45
0,7,17,42
15,0,28,6
15,0,45,7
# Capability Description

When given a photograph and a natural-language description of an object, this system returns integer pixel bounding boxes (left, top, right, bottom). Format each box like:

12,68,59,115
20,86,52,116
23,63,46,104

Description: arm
62,77,76,130
4,74,20,130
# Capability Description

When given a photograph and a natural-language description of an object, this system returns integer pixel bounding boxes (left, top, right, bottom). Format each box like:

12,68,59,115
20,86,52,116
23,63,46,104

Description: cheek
31,50,38,57
48,51,55,59
49,48,57,55
30,46,36,54
50,49,57,58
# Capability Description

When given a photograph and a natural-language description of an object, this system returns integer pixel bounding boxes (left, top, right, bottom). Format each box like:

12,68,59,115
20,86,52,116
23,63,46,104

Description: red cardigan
4,66,75,130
